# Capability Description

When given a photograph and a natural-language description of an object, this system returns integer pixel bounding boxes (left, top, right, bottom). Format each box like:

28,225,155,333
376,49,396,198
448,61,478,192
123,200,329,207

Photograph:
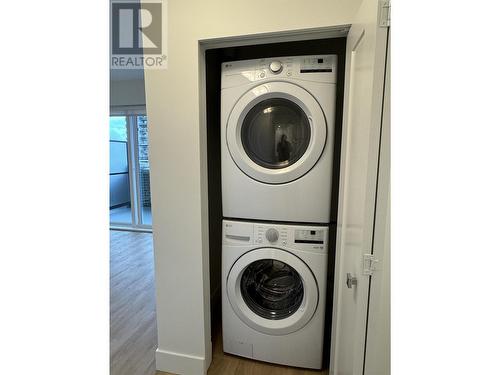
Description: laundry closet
144,1,390,374
204,38,346,371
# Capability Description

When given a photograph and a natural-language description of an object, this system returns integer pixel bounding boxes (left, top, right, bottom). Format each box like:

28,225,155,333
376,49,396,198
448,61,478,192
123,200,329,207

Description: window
109,111,152,229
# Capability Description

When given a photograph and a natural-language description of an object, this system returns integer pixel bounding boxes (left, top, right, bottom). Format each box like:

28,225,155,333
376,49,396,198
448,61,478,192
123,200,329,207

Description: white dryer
221,55,337,223
222,219,328,369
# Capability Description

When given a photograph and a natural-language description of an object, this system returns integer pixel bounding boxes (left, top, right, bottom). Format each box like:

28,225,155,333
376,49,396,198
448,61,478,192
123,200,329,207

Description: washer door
226,248,319,335
226,82,327,184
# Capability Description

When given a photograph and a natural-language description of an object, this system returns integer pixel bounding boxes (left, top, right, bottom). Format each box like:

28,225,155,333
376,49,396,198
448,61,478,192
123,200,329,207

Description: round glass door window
241,98,311,169
240,259,304,320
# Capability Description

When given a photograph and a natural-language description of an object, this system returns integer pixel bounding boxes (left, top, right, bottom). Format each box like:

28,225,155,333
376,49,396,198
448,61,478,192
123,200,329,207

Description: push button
269,61,283,74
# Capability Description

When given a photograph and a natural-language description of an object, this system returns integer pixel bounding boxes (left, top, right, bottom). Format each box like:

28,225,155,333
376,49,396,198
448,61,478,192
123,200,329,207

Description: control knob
269,61,283,74
265,228,279,243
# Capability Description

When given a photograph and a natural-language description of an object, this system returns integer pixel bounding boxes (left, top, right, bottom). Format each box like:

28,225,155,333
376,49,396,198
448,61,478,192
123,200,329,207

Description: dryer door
226,247,319,335
226,82,327,184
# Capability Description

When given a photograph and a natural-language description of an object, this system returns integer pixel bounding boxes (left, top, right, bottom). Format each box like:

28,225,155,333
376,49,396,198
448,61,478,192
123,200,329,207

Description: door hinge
363,254,379,276
379,0,391,27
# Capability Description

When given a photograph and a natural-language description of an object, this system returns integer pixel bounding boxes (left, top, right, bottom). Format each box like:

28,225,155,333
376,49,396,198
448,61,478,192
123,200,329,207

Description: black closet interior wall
205,37,346,368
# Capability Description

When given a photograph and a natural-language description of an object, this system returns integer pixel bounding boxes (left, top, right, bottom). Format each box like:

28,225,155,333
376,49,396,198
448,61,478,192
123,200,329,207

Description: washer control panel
223,220,328,252
254,222,327,252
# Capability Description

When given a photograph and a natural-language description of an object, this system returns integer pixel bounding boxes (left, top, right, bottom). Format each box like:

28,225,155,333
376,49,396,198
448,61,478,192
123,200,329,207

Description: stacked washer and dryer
220,55,337,369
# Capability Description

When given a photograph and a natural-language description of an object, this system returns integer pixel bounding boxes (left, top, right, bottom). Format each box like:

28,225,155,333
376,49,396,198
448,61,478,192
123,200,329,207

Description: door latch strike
363,254,379,276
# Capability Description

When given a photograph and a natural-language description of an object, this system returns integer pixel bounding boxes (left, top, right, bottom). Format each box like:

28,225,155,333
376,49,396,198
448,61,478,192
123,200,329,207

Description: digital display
300,56,333,73
294,229,324,244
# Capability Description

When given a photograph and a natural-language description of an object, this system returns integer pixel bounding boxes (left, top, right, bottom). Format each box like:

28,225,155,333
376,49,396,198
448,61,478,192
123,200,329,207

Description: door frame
199,25,350,372
196,22,388,372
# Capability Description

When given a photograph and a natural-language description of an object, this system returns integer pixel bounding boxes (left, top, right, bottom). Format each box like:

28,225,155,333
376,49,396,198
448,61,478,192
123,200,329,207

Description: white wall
143,1,362,373
110,78,146,107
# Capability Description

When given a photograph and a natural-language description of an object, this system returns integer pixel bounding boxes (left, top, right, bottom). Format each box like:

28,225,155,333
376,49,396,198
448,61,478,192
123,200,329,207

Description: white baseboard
155,348,209,375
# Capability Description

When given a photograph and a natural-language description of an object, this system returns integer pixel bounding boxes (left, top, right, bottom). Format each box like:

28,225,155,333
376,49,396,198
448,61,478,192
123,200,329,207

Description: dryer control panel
223,219,328,253
221,55,337,89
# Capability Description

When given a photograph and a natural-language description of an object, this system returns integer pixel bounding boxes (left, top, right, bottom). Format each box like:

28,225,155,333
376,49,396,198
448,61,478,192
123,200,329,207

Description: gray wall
110,78,146,107
110,174,130,207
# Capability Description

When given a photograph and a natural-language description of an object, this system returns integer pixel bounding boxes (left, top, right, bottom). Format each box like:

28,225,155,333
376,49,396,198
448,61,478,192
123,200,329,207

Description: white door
226,82,327,184
364,28,390,375
330,0,390,374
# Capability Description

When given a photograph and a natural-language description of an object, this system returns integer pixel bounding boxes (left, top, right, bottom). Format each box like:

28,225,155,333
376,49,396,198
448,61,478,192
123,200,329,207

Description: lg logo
111,2,162,55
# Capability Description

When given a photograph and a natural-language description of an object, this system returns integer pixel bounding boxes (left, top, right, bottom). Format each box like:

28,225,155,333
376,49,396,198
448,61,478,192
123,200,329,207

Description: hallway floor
110,230,157,375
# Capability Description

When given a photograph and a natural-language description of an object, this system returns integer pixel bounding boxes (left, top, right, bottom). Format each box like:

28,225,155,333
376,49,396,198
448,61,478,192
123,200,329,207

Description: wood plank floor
110,229,327,375
110,230,157,375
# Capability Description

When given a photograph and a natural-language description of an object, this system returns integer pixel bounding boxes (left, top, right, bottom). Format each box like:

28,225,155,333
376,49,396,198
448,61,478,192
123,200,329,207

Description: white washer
221,55,337,223
222,219,328,369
